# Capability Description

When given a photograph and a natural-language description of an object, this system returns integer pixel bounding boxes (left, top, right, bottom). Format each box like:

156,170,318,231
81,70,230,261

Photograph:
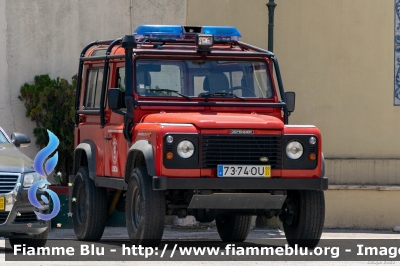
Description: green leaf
18,74,77,185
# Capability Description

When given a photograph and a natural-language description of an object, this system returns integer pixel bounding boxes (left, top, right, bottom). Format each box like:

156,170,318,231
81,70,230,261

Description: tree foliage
18,74,76,185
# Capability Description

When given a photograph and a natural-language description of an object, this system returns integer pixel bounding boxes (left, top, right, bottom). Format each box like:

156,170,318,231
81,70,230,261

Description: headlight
23,172,42,187
286,141,304,160
177,140,195,159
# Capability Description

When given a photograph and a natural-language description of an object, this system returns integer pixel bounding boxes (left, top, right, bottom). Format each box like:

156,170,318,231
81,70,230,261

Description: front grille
14,212,38,223
0,174,19,193
0,211,9,224
166,143,172,151
202,135,282,168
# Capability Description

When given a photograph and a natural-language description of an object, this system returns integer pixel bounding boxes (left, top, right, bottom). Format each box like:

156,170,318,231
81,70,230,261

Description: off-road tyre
72,167,108,240
216,214,252,242
126,166,165,247
9,228,48,248
282,190,325,248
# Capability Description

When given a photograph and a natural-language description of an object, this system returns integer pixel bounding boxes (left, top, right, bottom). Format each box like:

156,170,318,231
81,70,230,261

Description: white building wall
0,0,12,143
0,0,187,158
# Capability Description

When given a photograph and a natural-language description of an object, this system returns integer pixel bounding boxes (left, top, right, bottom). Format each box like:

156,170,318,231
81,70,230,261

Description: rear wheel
216,214,251,242
9,228,48,248
72,167,108,240
126,166,165,247
281,190,325,248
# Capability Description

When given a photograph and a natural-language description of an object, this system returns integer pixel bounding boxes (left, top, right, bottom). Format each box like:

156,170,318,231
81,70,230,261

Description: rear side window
84,68,104,109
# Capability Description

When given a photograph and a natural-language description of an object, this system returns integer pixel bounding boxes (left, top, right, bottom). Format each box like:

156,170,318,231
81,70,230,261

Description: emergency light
134,25,183,41
202,26,241,42
133,25,241,43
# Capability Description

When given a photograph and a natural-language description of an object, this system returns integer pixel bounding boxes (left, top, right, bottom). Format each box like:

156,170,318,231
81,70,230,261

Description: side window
116,67,125,92
94,69,104,107
84,68,104,109
85,70,97,108
115,67,126,109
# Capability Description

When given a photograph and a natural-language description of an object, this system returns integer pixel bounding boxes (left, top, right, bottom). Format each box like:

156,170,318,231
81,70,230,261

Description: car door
103,65,128,178
78,67,106,177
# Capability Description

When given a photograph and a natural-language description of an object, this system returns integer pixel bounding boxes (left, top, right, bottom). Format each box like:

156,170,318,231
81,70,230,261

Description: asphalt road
0,226,399,265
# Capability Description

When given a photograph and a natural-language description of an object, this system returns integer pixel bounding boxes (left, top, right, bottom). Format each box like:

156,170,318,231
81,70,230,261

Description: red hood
142,113,284,129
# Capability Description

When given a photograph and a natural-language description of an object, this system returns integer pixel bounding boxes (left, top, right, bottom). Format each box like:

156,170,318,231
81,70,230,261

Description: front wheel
126,166,165,247
281,190,325,248
72,167,108,240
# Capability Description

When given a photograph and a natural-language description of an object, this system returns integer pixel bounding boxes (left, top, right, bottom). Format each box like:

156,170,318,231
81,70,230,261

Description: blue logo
28,130,61,221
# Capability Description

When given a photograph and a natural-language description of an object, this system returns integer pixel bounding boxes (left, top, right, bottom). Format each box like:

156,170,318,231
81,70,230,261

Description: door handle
104,136,111,140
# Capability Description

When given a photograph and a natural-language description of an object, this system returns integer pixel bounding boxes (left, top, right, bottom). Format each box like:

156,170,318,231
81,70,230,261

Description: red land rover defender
71,25,328,248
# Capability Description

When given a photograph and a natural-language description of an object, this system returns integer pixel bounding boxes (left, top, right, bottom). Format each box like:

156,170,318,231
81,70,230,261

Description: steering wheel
225,86,256,97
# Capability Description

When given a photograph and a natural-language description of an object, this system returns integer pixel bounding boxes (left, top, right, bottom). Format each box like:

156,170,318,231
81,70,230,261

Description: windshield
0,130,9,144
133,59,274,99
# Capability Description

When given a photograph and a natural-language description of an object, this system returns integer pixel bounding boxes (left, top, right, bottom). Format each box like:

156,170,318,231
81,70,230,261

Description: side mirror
11,133,30,148
285,92,296,113
108,88,123,110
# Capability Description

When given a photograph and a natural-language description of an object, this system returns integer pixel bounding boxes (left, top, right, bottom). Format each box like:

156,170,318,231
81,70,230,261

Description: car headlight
177,140,195,159
23,172,42,187
286,141,304,160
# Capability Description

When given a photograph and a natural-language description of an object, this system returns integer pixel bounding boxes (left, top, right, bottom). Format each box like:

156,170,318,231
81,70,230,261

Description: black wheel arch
73,140,97,181
124,140,156,184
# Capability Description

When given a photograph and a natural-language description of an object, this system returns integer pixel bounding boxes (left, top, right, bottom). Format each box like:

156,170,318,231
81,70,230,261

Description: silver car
0,127,48,247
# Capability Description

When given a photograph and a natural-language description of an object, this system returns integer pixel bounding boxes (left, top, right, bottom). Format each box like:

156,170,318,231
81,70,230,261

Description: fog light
166,152,173,160
309,153,316,161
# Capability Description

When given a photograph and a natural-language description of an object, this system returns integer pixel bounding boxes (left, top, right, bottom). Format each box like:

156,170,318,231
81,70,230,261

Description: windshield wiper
147,89,191,100
200,91,246,102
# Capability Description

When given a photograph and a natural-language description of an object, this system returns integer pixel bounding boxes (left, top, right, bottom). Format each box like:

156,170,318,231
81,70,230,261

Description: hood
0,144,34,173
142,112,284,129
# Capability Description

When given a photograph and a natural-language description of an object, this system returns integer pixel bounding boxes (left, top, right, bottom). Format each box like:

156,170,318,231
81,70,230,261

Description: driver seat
202,72,229,94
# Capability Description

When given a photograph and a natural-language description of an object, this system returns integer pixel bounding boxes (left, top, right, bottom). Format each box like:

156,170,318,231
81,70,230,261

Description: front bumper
153,176,328,191
0,184,49,237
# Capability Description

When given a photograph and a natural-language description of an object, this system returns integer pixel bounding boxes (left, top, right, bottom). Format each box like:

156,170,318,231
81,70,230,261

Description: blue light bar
135,25,183,34
134,25,184,41
133,25,241,42
203,26,241,42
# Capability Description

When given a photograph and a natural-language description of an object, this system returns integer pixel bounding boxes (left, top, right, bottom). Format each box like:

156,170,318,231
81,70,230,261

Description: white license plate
217,165,271,178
